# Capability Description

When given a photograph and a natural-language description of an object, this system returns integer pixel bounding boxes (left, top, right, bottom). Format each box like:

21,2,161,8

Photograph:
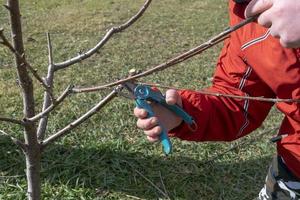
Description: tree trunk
24,136,41,200
7,0,41,199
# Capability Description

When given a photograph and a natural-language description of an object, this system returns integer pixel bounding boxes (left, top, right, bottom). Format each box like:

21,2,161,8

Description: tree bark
24,125,41,200
7,0,41,199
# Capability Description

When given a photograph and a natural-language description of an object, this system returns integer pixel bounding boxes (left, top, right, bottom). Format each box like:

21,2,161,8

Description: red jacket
170,1,300,178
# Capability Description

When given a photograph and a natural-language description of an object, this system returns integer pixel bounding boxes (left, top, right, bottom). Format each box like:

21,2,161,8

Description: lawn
0,0,283,199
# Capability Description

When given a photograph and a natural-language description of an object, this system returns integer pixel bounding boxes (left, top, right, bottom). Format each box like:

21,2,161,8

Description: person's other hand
245,0,300,48
133,89,183,142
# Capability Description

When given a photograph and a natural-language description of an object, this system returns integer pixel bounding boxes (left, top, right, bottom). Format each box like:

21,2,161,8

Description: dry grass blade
123,160,171,200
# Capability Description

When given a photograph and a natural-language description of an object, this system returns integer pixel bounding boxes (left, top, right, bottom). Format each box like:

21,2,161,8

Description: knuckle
166,90,179,104
133,110,139,118
147,136,158,143
257,15,267,26
136,119,143,128
144,125,161,137
134,107,142,116
137,117,156,130
145,119,152,129
154,126,162,134
151,117,158,125
273,5,284,17
280,37,291,48
269,28,279,38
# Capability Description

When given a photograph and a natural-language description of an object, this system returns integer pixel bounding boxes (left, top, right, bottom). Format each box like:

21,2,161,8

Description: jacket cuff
168,90,211,141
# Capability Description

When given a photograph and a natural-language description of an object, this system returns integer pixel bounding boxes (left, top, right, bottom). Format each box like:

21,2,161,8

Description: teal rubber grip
135,98,172,155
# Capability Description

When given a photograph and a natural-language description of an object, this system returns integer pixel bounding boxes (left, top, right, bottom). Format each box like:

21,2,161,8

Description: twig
73,78,300,104
41,87,120,148
136,82,300,103
37,32,56,140
0,29,54,101
123,160,171,200
0,116,24,125
159,171,170,199
0,129,26,150
28,85,73,122
54,0,152,70
196,91,300,103
72,17,256,93
46,32,54,66
3,4,11,12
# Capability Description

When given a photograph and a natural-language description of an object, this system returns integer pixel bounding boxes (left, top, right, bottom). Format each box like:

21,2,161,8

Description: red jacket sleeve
168,0,276,142
169,40,275,142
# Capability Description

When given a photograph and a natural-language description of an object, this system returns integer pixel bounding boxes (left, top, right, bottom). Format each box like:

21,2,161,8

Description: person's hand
133,89,183,142
245,0,300,48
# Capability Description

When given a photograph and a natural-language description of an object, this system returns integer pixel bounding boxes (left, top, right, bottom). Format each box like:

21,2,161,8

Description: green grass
0,0,284,199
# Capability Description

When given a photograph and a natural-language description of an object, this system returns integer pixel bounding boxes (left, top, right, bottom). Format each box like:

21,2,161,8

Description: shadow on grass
0,136,271,200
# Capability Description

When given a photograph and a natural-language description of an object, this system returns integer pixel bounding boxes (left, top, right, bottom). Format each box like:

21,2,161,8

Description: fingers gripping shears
117,81,196,155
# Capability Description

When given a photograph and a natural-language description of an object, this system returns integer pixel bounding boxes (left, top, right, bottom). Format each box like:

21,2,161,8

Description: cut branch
42,87,120,147
0,116,24,125
0,129,26,150
28,85,73,122
72,16,256,93
0,29,54,101
54,0,152,70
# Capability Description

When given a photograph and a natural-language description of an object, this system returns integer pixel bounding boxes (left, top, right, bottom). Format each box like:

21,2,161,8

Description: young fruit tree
1,0,273,199
0,0,152,199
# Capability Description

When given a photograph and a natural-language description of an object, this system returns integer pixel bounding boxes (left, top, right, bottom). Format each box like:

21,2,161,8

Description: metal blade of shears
117,82,137,100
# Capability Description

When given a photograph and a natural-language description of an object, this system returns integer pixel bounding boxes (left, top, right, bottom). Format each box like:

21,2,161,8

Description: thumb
165,89,182,106
244,0,273,18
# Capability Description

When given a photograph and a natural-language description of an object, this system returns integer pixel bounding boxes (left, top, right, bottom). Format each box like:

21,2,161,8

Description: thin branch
0,129,26,150
54,0,152,70
0,116,24,125
136,82,300,103
46,32,54,66
72,17,256,93
197,90,300,103
37,32,56,140
28,85,73,122
41,87,120,148
0,29,54,101
0,28,14,51
3,4,11,12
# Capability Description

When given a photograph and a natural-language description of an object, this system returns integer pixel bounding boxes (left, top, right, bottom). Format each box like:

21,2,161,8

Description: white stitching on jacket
241,29,270,50
237,66,252,136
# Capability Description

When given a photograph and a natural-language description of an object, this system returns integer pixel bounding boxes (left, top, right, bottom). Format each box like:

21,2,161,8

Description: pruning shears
117,81,196,155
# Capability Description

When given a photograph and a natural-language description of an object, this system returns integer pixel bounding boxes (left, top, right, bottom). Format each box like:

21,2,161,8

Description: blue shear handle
135,98,172,155
134,85,194,126
159,101,194,125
